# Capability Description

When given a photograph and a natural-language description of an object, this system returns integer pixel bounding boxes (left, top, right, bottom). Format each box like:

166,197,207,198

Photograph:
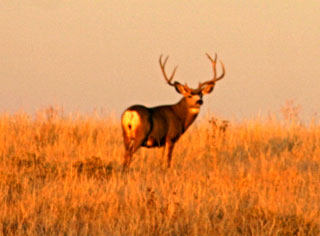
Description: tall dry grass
0,107,320,235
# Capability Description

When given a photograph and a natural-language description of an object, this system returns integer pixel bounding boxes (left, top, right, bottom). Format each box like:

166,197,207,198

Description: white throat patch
189,107,200,114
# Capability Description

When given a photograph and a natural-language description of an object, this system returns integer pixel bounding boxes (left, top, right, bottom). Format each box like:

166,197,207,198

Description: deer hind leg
122,135,147,171
123,139,134,171
164,141,175,168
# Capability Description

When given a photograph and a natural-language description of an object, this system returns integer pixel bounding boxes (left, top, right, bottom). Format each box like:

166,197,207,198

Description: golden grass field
0,107,320,235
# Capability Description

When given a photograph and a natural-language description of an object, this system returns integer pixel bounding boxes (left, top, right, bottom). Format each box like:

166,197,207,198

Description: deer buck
121,53,225,171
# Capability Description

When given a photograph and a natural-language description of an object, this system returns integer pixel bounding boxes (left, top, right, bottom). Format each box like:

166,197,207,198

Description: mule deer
121,53,225,170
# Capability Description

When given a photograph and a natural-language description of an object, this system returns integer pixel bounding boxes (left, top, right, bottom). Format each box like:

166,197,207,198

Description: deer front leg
164,141,175,168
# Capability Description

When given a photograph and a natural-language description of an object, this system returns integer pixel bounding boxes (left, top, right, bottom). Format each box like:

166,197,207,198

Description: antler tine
206,53,217,63
159,54,178,86
206,53,217,79
217,61,225,81
198,53,225,89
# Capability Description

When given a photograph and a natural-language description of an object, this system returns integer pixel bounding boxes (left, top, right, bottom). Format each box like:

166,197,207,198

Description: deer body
122,98,199,146
121,54,225,170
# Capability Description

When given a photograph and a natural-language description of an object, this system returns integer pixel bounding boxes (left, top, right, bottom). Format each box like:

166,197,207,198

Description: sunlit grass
0,107,320,235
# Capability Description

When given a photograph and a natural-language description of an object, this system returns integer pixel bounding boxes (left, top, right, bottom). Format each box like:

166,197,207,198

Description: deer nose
196,100,203,105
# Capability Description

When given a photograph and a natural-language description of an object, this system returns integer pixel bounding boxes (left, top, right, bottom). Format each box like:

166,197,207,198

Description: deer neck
173,98,199,132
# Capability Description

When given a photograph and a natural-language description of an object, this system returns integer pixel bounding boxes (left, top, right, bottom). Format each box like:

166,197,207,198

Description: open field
0,108,320,235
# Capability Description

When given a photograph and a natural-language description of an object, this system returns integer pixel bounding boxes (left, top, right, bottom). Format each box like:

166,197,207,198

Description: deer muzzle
196,99,203,106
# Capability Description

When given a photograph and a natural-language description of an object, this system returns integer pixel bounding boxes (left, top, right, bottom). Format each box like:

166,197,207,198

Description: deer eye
188,95,193,98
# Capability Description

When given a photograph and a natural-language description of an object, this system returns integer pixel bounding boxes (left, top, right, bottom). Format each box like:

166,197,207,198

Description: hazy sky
1,1,320,121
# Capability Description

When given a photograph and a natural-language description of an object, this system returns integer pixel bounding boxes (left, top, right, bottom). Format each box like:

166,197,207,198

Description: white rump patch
121,110,141,139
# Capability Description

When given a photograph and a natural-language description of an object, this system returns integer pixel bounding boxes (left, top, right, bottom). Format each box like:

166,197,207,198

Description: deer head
159,53,225,112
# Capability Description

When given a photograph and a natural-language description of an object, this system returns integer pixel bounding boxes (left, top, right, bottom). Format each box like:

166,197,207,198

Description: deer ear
175,83,190,95
201,83,215,95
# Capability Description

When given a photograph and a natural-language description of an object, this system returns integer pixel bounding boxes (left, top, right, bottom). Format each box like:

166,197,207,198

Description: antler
159,55,179,87
198,53,225,89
